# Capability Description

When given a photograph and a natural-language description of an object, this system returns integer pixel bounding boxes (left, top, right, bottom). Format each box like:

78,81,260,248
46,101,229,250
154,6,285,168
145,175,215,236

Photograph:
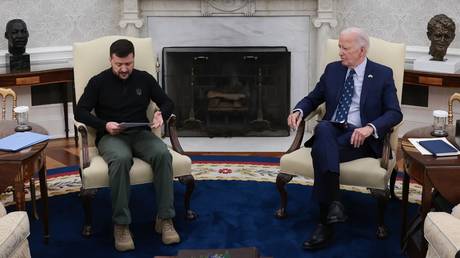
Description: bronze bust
4,19,30,72
5,19,29,56
427,14,456,61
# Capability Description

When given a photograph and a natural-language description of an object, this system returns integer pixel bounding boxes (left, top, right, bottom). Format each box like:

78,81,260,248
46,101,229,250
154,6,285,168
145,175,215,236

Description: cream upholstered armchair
73,36,196,237
424,204,460,258
0,202,31,258
275,37,405,238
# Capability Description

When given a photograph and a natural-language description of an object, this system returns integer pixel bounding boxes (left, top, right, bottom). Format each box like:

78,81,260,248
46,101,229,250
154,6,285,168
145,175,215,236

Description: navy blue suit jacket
294,59,403,156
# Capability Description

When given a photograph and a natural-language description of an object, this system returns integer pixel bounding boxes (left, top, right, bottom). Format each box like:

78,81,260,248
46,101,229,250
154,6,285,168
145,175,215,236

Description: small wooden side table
0,120,50,243
401,125,460,258
0,68,74,139
404,69,460,88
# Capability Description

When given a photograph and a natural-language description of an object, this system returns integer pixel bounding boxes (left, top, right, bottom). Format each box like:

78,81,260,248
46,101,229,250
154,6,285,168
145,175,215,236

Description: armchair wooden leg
274,172,294,219
178,175,197,220
80,187,97,237
370,188,389,239
389,168,398,200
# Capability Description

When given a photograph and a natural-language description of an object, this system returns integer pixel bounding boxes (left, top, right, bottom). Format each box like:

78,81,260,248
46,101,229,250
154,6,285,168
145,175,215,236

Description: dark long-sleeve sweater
75,68,174,144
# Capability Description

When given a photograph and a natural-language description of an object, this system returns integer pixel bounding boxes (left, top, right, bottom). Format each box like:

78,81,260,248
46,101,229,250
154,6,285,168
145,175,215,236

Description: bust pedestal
414,55,460,73
6,53,30,73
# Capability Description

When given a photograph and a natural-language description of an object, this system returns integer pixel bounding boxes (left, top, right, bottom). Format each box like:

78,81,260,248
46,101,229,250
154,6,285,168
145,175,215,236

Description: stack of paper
118,122,152,129
0,132,49,152
408,137,460,157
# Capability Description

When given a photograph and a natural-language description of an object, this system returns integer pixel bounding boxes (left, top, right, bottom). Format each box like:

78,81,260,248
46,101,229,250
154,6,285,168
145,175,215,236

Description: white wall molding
405,45,460,67
0,46,73,72
138,0,318,17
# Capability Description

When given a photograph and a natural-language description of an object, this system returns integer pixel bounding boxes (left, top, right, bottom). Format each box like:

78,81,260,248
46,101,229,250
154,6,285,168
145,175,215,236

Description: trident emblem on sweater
136,88,142,96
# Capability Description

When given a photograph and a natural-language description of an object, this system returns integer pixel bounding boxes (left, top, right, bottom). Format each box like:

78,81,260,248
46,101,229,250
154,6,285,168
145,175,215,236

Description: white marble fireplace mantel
120,0,336,113
121,0,336,77
117,0,336,150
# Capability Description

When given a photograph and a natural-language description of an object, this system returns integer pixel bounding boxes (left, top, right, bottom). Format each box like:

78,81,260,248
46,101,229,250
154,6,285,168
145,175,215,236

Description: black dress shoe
327,201,348,224
302,223,333,250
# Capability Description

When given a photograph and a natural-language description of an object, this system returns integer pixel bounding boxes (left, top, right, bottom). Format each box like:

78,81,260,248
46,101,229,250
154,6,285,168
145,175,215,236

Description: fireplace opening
163,47,290,137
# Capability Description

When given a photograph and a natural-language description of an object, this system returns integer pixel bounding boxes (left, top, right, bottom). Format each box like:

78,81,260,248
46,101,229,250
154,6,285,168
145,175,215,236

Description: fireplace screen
162,47,290,137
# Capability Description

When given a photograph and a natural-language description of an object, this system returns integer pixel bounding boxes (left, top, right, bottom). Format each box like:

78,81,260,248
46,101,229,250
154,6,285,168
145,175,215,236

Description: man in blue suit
287,27,403,250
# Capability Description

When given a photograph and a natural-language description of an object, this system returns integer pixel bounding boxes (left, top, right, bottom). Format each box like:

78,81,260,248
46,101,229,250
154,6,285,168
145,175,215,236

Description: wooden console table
404,69,460,88
401,125,460,258
0,68,74,139
0,120,50,243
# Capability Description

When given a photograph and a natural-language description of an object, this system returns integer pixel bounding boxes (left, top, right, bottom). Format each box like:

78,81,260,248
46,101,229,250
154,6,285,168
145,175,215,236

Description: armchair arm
286,120,305,154
0,210,30,256
167,115,185,155
74,120,90,169
425,212,460,258
380,122,403,170
380,130,391,170
0,202,6,217
285,105,325,154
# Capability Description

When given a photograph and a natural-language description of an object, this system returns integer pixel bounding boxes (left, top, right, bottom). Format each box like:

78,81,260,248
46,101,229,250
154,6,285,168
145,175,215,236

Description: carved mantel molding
313,0,337,80
122,0,338,82
119,0,144,36
313,0,337,28
135,0,320,17
201,0,256,16
122,0,338,34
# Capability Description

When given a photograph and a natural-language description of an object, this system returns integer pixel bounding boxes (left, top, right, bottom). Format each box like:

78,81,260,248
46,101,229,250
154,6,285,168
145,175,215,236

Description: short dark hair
109,39,135,58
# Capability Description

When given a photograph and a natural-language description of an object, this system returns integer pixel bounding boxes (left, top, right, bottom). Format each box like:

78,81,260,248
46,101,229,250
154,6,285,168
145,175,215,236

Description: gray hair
340,27,370,50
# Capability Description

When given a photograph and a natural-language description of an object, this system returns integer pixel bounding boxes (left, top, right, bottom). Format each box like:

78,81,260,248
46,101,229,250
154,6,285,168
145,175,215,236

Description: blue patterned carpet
26,177,417,258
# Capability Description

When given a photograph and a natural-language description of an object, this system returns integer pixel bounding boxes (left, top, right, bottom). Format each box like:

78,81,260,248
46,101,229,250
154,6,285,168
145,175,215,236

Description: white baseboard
29,103,74,139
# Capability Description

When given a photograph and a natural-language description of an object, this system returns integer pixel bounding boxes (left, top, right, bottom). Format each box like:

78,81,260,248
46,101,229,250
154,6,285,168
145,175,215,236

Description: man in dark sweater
75,39,179,251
